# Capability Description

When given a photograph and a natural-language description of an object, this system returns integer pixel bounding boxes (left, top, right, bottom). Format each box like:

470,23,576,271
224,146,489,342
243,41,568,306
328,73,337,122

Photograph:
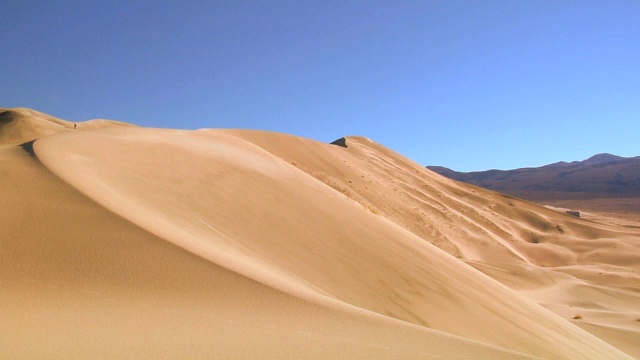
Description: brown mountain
428,154,640,214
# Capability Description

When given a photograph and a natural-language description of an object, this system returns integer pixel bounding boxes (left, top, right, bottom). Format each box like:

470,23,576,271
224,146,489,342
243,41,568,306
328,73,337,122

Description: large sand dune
1,108,638,359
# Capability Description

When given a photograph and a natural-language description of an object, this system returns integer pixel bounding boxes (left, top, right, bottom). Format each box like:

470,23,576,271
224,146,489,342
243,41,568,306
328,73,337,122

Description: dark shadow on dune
331,137,348,148
21,140,36,157
0,109,17,125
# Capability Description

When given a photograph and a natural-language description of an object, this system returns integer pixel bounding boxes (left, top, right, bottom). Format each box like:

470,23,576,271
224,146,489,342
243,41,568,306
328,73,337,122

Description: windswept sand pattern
1,108,638,359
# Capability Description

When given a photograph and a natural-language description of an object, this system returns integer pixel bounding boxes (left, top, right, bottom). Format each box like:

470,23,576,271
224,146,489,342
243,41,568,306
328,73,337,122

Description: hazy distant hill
428,154,640,209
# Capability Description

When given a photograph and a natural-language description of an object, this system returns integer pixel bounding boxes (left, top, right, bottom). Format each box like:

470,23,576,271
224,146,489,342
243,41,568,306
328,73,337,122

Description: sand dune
0,108,134,146
228,131,640,358
1,108,638,359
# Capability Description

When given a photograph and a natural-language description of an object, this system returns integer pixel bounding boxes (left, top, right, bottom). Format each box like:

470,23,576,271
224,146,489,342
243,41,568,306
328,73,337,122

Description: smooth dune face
1,109,638,359
224,129,640,358
5,144,528,360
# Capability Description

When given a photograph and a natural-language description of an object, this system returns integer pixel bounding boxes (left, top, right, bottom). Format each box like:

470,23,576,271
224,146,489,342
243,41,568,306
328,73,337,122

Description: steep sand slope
27,127,632,359
1,135,536,359
225,131,640,358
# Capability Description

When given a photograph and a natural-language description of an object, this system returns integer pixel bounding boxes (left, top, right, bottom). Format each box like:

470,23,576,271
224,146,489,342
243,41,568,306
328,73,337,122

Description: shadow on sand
21,140,36,157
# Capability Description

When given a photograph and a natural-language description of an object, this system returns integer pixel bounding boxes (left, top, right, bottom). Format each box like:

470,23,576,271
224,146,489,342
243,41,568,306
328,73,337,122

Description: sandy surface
1,108,638,359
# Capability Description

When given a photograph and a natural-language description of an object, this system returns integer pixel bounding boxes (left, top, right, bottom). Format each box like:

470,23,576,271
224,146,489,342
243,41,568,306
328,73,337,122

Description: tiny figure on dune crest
74,123,77,130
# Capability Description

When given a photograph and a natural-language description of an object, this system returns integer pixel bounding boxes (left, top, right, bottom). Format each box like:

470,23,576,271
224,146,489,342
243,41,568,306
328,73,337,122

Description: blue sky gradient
2,1,638,171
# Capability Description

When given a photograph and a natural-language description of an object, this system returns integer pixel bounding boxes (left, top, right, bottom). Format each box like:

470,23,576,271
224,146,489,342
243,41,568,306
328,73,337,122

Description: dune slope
25,126,630,359
1,133,537,359
1,109,637,359
225,131,640,358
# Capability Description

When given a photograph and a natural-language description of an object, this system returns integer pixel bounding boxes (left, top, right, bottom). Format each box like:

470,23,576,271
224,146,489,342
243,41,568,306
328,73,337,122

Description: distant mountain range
427,154,640,203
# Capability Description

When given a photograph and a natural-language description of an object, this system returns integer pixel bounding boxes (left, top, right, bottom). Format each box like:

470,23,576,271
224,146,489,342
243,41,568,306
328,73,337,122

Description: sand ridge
4,145,538,359
221,129,640,358
1,109,638,359
0,107,134,146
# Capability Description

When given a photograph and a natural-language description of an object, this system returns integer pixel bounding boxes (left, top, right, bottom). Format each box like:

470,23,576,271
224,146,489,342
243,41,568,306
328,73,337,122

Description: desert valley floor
1,108,639,359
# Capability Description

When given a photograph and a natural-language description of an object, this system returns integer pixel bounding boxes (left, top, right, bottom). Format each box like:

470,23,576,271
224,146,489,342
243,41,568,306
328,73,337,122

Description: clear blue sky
2,1,638,171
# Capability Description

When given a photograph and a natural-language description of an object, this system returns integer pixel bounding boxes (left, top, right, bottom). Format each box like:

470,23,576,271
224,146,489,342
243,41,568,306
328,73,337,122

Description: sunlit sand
2,108,638,359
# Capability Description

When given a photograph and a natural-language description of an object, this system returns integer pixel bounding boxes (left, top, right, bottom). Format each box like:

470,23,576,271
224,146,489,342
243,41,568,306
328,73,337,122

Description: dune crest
2,109,638,359
227,130,640,357
0,107,134,145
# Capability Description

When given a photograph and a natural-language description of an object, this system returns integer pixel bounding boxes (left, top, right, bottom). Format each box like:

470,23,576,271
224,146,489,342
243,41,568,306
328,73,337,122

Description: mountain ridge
427,153,640,204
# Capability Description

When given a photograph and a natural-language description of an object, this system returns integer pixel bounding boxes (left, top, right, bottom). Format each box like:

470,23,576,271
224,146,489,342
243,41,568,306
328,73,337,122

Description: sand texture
2,108,638,359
